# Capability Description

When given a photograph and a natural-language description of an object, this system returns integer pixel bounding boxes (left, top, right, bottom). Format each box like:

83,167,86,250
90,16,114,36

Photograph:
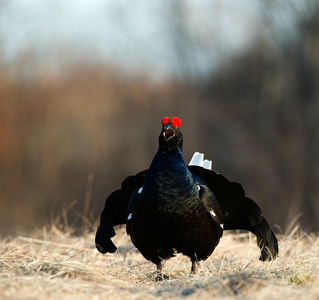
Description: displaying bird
95,117,278,279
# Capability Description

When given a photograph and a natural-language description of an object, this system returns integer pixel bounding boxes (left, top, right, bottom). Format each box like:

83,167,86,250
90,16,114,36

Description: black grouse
95,117,278,278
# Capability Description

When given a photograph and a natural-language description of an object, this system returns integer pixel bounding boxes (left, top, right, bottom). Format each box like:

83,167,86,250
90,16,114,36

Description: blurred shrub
1,10,319,235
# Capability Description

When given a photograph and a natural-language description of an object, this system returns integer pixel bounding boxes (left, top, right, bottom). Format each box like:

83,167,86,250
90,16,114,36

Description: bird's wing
188,165,278,260
126,186,142,236
197,184,224,237
95,170,147,254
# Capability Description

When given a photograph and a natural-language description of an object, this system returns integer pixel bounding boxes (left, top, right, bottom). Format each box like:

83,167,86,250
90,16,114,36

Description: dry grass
1,225,319,300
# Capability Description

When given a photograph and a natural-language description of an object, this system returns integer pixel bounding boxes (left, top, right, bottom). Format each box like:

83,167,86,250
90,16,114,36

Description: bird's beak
163,125,175,141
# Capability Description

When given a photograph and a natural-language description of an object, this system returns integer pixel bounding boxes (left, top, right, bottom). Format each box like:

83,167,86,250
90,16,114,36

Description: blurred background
1,0,319,236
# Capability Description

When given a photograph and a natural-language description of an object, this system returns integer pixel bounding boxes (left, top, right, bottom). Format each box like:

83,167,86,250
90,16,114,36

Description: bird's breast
142,172,199,215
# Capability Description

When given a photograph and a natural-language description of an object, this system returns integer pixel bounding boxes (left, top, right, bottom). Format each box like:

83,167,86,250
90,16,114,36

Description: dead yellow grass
1,225,318,299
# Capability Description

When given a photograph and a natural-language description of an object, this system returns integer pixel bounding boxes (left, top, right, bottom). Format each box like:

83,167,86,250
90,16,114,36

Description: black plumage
95,117,278,278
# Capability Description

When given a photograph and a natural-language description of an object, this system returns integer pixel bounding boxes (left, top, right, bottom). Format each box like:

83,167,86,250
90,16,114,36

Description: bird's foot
154,262,169,281
155,272,170,281
190,260,199,274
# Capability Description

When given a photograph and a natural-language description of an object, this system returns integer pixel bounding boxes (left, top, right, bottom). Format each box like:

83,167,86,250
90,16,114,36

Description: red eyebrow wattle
161,117,170,126
170,117,182,127
161,117,182,127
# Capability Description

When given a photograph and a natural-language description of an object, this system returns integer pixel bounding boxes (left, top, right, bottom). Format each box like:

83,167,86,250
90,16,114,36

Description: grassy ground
0,225,318,299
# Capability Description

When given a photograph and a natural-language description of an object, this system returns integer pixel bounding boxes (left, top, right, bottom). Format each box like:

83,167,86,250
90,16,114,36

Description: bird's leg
191,260,199,274
155,262,164,281
154,261,170,281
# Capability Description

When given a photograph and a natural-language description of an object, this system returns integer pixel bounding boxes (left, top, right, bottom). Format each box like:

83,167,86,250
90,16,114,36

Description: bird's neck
149,147,186,173
143,148,196,199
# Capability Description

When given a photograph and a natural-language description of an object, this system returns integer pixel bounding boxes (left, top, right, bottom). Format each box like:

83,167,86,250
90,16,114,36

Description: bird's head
158,117,183,152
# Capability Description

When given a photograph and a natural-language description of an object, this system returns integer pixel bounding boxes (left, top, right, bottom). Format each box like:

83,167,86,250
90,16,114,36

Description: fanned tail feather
253,217,278,261
189,152,212,170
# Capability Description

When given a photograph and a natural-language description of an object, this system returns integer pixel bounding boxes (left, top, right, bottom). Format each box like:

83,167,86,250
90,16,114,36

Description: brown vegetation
0,225,318,299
